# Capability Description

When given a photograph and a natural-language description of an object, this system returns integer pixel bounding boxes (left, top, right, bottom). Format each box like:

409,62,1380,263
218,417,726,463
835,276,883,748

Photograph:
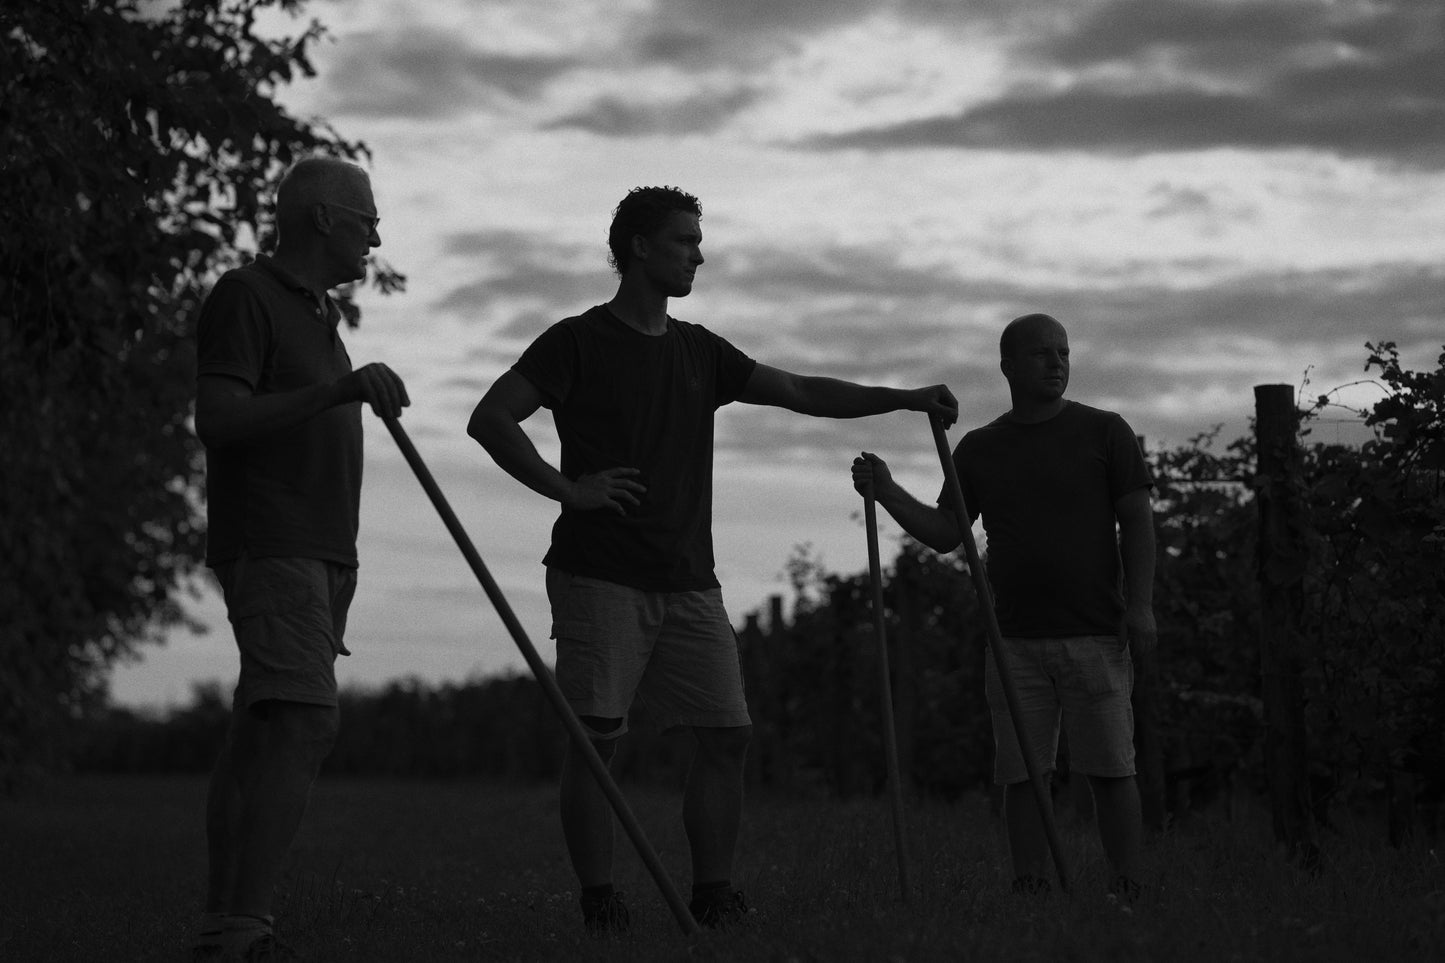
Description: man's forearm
468,407,573,504
875,483,963,554
1118,518,1156,609
196,381,350,449
792,376,910,418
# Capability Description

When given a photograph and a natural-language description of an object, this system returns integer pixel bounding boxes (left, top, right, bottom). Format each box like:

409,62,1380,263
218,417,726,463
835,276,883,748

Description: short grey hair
275,156,370,233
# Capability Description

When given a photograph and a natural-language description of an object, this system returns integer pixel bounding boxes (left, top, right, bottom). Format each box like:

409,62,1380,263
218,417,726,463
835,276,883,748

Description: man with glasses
189,155,409,960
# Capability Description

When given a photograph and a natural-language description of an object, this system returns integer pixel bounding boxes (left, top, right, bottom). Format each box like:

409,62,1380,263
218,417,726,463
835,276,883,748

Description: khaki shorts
547,568,752,738
985,635,1136,785
215,555,356,711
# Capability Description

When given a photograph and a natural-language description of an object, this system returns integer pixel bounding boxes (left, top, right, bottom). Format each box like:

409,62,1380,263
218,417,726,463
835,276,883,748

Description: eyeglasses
325,201,381,231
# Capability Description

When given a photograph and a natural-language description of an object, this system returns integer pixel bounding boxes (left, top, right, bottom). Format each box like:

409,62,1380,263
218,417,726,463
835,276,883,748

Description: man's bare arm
195,364,407,449
851,452,964,554
1116,486,1158,654
466,370,644,515
738,363,957,426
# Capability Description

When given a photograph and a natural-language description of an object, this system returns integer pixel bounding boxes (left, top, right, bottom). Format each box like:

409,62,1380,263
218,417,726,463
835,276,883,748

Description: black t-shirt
513,305,756,591
942,401,1152,637
196,256,363,567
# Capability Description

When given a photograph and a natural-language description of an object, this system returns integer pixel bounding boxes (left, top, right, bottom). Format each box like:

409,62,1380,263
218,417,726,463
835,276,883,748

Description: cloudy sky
112,0,1444,708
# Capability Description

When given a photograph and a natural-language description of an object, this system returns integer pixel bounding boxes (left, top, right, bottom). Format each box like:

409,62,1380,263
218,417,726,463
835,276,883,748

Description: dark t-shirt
196,256,363,567
941,401,1151,637
513,305,757,591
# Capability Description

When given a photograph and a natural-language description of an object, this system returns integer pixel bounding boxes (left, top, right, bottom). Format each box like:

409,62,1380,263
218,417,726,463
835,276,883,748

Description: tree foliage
1145,343,1445,827
0,0,398,790
71,675,568,781
1299,344,1445,818
1147,428,1266,808
741,540,994,798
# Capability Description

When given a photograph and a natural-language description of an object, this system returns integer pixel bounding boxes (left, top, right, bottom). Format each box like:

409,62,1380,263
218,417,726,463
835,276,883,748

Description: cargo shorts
214,555,356,710
986,634,1136,785
547,568,752,738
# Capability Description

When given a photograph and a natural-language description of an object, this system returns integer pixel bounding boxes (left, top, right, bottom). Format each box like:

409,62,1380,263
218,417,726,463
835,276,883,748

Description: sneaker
688,888,749,928
1108,874,1142,904
189,915,225,961
239,932,300,961
581,889,631,934
1010,874,1053,896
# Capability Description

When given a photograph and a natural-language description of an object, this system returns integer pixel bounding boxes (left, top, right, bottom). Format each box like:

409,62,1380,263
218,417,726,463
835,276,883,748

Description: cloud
543,86,763,136
1040,0,1317,71
305,1,1444,161
646,0,878,43
318,28,577,119
424,225,1440,459
431,229,606,319
310,0,892,131
808,86,1445,162
805,0,1445,164
428,221,1442,374
714,254,1444,454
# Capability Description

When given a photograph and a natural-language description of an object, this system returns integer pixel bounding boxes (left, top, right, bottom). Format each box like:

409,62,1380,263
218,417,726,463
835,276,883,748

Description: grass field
2,774,1442,962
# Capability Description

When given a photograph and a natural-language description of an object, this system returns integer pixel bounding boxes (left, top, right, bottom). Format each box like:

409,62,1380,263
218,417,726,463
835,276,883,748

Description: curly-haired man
468,186,958,932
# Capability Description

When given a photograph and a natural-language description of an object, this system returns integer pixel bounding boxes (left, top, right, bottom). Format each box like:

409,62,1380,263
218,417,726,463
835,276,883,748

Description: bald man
190,156,409,960
852,313,1156,901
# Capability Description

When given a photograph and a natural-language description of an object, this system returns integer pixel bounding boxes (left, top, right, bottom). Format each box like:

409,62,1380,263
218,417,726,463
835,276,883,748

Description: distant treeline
65,540,1017,798
72,674,568,783
68,541,1249,814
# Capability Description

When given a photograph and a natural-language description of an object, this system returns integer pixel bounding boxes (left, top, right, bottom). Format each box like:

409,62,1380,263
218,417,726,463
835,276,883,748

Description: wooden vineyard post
1254,385,1319,867
1132,433,1166,831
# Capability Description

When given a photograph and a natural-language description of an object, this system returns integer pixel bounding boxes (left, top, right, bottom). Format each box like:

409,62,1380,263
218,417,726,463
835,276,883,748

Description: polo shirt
196,255,363,567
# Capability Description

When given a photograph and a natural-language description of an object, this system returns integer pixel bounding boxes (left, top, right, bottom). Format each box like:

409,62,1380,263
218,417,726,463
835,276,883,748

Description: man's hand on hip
566,467,646,515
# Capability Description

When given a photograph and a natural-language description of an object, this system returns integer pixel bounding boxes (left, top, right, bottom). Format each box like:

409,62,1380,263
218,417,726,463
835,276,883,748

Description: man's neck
1008,397,1068,424
269,250,335,303
606,279,670,336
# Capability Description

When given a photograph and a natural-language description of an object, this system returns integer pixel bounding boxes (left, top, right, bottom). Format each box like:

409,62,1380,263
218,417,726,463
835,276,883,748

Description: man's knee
577,715,625,759
1003,779,1039,804
253,700,340,761
1087,773,1137,799
693,724,752,761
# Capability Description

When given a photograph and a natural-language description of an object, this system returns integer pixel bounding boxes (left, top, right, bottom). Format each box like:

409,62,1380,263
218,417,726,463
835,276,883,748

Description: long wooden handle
863,480,912,901
383,414,701,935
928,415,1071,893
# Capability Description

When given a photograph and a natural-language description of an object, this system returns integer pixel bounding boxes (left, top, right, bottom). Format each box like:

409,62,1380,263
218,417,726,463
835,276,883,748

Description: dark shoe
188,921,225,961
1010,874,1053,896
581,889,631,934
1108,874,1142,904
689,888,749,928
239,932,300,961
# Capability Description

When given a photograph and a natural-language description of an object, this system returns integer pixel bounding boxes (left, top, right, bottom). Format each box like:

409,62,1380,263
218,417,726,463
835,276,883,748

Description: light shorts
985,634,1136,786
214,555,356,711
547,568,752,739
